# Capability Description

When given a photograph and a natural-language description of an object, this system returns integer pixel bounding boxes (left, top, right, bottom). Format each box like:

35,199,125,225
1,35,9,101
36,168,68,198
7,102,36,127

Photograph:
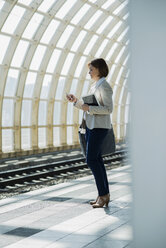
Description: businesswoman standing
66,58,113,208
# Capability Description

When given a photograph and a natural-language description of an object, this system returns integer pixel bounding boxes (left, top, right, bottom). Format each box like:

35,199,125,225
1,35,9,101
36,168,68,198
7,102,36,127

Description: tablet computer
82,94,98,106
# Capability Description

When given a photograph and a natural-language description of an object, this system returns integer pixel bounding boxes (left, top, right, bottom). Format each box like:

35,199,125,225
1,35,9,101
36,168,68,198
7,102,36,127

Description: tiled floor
0,164,132,248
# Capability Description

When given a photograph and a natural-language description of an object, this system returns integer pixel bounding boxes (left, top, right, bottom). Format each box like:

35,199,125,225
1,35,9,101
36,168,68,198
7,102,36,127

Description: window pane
0,35,11,64
11,40,29,67
107,64,116,82
2,99,14,127
84,10,102,29
113,0,128,15
61,53,74,76
53,127,60,146
46,49,61,73
38,0,56,13
71,4,90,25
67,103,73,124
53,102,61,125
88,0,97,3
79,110,83,124
106,43,118,60
23,72,37,98
117,27,129,42
29,45,46,70
1,6,25,34
18,0,33,5
40,20,60,44
102,0,116,9
55,0,77,19
38,127,46,148
117,124,120,139
83,35,98,55
38,101,47,125
123,13,129,20
4,69,19,97
56,25,74,48
123,54,130,66
126,92,130,105
107,21,123,39
55,77,66,100
126,40,129,46
21,100,32,126
112,84,118,102
2,129,13,152
22,13,43,39
115,67,123,84
95,39,109,57
123,78,127,88
67,126,73,145
21,128,31,150
96,16,113,34
126,94,130,120
71,30,87,52
115,46,126,64
119,85,125,104
82,80,90,96
125,105,129,124
74,56,86,77
0,1,5,10
70,79,78,95
40,75,52,99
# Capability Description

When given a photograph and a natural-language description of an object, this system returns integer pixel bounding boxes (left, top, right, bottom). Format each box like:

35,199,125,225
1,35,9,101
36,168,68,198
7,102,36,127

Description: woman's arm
66,93,85,110
74,99,85,110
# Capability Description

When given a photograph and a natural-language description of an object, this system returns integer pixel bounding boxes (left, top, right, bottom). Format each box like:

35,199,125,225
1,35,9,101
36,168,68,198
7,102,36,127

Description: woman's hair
88,58,109,78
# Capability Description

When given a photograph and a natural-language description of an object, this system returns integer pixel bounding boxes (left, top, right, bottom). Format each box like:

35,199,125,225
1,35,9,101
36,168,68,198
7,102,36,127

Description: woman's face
89,65,100,81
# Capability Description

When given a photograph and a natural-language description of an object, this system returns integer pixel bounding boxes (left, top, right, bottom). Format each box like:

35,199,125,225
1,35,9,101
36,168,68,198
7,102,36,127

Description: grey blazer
74,79,113,130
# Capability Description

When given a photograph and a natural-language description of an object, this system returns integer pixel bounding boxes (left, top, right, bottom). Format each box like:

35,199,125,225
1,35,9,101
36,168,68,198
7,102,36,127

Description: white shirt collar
91,77,105,89
96,77,105,88
89,77,105,94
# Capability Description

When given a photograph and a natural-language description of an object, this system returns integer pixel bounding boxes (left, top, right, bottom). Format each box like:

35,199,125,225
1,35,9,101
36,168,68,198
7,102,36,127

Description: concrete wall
130,0,166,247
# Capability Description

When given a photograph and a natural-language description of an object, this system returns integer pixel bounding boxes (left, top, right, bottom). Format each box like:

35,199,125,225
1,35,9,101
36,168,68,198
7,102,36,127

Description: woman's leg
98,154,109,195
86,127,109,196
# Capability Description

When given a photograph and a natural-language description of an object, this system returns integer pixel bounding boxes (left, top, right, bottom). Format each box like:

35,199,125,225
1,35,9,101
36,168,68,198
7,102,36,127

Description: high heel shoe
89,196,99,205
92,194,110,208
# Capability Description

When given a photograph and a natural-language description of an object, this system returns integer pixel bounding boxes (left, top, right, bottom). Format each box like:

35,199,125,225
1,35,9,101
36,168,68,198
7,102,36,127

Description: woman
66,58,113,208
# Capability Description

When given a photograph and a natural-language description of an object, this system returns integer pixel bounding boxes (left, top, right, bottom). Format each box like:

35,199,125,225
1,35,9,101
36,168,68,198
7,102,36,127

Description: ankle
99,193,110,198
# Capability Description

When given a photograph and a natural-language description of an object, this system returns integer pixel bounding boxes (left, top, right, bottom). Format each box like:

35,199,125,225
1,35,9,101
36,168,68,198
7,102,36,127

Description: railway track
0,149,127,193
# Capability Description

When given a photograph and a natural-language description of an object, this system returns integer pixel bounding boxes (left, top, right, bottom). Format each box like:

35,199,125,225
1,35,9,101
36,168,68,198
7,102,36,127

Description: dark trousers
85,127,109,196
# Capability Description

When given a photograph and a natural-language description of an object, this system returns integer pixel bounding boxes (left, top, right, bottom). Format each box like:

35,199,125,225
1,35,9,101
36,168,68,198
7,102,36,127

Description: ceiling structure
0,0,130,157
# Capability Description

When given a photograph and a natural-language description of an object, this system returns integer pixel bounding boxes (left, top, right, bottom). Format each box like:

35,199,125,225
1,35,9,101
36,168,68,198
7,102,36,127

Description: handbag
78,119,87,157
101,127,116,156
78,119,116,157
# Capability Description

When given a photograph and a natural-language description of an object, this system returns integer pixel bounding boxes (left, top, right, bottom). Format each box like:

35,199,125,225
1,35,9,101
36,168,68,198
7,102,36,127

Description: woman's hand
66,94,77,103
82,104,89,112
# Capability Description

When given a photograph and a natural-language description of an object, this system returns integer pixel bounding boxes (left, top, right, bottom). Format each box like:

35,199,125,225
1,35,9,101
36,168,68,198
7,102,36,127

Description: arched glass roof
0,0,130,156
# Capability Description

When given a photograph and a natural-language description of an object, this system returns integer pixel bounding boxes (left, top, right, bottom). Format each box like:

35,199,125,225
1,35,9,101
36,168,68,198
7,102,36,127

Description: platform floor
0,164,132,248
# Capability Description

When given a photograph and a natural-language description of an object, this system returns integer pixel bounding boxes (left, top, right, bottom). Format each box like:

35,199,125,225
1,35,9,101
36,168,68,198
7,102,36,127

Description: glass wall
0,0,129,154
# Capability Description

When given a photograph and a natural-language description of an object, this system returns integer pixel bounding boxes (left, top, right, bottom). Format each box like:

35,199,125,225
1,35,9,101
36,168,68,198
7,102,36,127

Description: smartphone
66,93,73,101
